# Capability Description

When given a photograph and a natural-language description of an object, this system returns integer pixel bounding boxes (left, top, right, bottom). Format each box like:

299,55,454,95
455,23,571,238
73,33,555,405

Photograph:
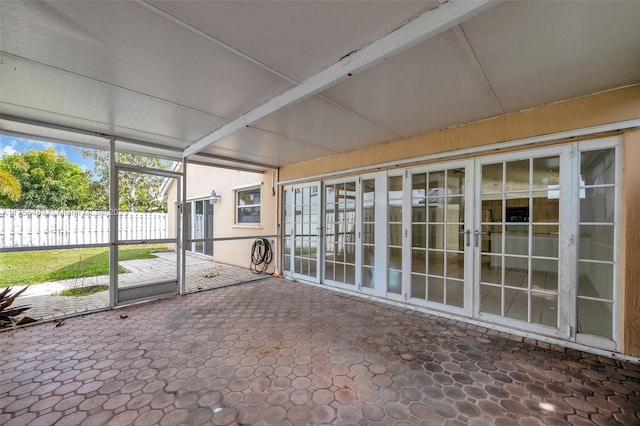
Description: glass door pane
283,188,292,273
203,200,213,256
324,181,357,286
194,200,204,254
576,148,616,341
184,202,192,252
387,175,403,295
479,155,560,330
361,179,375,289
411,167,466,309
284,184,320,282
187,200,213,256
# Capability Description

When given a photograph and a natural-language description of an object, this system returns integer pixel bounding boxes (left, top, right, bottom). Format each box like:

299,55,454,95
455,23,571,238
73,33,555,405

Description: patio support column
274,168,280,275
108,136,118,308
179,161,187,295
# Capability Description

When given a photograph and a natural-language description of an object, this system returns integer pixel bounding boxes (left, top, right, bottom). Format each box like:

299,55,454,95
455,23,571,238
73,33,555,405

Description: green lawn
0,245,168,287
60,285,109,296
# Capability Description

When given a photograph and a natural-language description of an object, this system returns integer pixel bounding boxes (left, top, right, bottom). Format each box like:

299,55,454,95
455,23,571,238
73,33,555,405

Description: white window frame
235,186,261,225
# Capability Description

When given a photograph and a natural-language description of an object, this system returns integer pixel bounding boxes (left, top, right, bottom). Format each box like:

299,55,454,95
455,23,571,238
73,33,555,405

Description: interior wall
279,85,640,181
622,129,640,357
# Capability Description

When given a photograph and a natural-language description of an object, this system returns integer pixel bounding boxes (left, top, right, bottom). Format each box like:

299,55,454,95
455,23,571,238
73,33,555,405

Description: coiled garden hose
250,238,273,274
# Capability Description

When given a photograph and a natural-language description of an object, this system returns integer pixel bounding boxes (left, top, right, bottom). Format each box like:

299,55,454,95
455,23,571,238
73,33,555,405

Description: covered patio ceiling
1,1,639,172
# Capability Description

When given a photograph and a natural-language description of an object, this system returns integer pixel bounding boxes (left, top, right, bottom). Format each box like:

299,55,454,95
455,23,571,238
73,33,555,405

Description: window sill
232,224,262,229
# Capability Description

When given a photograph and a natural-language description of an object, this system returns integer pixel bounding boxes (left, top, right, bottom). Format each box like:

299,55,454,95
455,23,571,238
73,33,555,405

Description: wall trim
231,181,264,191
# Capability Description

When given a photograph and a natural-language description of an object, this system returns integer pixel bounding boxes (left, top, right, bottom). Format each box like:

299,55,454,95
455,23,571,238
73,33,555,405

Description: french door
475,146,569,338
473,139,619,349
282,182,321,282
407,161,474,315
282,137,620,350
323,179,357,288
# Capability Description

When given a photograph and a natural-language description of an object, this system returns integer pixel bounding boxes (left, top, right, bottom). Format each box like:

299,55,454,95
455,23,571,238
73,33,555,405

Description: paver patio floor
1,278,639,425
11,253,263,322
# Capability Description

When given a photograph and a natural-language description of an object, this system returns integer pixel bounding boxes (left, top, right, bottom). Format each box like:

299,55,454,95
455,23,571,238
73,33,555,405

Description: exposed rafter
182,0,497,158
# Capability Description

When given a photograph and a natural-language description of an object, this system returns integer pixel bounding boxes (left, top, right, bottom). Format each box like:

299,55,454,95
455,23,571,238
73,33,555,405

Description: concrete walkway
11,253,264,322
1,279,639,425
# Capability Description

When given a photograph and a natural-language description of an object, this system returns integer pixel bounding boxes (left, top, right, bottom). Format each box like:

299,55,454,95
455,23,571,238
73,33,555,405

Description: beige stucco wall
167,166,276,274
622,129,640,357
277,84,640,357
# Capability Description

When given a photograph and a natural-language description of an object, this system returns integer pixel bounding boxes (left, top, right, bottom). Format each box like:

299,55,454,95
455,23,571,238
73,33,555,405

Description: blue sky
0,134,95,172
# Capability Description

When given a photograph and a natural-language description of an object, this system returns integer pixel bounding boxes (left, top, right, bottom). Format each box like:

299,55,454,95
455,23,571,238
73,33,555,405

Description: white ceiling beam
182,0,498,158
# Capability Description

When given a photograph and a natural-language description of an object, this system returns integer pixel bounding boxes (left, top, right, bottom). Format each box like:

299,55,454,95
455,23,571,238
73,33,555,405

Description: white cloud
0,139,18,158
0,136,69,158
22,138,67,157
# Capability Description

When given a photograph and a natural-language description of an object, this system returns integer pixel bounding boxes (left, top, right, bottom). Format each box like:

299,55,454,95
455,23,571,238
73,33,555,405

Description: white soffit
202,127,336,166
252,96,400,152
186,154,269,173
0,55,225,146
146,0,438,82
0,0,291,122
1,103,192,153
114,140,184,162
320,28,504,138
460,1,640,112
0,118,110,153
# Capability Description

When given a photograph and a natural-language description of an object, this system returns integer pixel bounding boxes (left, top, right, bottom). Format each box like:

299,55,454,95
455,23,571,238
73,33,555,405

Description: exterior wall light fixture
210,190,221,204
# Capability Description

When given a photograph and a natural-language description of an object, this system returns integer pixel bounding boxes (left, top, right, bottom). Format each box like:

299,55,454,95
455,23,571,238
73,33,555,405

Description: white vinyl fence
0,209,168,249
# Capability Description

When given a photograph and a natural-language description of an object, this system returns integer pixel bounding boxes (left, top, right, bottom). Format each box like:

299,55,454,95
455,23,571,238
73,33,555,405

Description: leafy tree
77,149,171,212
0,149,92,209
0,170,21,202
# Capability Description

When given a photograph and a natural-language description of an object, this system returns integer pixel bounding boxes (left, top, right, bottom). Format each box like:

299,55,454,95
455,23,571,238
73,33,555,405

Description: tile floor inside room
1,278,639,425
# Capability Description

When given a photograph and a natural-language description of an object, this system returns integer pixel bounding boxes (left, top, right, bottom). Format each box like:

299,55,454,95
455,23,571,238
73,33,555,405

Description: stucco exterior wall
166,166,276,273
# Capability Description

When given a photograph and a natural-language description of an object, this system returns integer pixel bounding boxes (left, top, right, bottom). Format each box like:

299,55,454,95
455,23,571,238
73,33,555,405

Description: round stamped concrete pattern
1,278,639,425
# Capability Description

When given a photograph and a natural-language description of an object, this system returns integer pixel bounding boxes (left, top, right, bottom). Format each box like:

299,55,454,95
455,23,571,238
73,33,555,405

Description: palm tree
0,170,21,201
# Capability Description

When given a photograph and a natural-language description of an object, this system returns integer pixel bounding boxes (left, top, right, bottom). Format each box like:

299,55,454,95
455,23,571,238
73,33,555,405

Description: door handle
465,229,471,247
474,230,480,248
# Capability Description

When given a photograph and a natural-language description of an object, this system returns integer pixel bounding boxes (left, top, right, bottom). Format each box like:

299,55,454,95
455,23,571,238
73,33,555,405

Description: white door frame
113,164,182,306
473,145,570,338
385,170,406,302
360,171,387,297
322,176,358,291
